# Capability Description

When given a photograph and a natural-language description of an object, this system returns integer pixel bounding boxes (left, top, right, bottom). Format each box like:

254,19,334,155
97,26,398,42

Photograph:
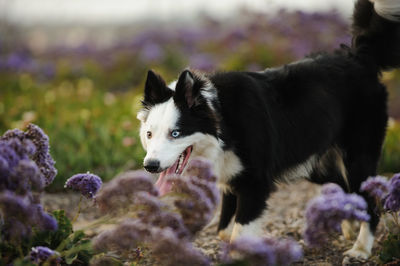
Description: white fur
370,0,400,22
218,218,235,241
136,109,148,123
200,81,218,112
218,150,244,191
344,222,374,260
140,98,185,169
279,155,317,183
230,210,267,242
341,220,357,240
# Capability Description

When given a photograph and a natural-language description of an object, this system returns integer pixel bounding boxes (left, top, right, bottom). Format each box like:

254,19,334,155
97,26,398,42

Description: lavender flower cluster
0,124,58,242
65,172,102,199
221,236,303,266
96,170,159,212
304,183,370,247
167,159,220,234
30,246,60,264
93,158,219,265
361,174,400,212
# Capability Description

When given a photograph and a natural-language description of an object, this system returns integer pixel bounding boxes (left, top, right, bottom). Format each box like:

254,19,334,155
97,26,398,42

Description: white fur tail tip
370,0,400,22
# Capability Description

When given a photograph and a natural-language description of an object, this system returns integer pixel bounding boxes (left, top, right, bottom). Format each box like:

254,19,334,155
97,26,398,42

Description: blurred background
1,0,400,191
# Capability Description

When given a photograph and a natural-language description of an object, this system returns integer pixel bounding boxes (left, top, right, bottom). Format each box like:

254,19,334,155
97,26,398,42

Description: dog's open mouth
155,146,193,196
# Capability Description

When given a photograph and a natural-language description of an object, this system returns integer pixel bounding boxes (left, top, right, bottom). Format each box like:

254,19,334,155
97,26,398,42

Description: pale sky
0,0,355,25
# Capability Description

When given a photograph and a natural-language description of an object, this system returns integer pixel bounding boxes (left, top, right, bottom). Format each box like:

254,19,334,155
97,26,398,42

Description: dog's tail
352,0,400,70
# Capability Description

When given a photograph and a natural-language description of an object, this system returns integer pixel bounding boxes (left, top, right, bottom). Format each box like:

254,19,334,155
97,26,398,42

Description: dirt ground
43,180,386,265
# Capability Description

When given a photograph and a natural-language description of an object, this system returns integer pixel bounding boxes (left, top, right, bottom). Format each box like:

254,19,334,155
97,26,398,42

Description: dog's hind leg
342,154,382,261
218,191,237,241
310,147,359,240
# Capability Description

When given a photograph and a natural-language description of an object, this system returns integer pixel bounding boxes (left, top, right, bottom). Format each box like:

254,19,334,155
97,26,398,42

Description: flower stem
391,212,399,228
72,195,83,223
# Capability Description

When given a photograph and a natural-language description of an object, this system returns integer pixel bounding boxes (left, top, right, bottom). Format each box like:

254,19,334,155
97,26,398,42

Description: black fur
173,71,220,138
143,70,173,107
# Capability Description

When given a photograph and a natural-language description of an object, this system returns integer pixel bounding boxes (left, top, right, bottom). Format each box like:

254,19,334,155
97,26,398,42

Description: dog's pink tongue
155,161,177,196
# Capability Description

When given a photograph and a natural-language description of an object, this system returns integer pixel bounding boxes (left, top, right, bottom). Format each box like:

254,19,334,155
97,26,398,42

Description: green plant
380,233,400,263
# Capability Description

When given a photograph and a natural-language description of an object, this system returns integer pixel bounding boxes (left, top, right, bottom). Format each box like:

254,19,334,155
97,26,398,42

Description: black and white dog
137,0,400,260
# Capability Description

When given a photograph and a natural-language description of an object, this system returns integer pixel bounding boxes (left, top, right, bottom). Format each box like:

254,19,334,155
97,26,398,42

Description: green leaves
31,210,93,265
32,210,73,249
379,233,400,263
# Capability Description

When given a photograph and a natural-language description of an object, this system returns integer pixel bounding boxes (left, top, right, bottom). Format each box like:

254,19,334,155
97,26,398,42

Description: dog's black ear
143,70,172,106
174,70,201,108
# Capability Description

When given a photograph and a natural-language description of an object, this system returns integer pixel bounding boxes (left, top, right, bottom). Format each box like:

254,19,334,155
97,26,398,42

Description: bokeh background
1,0,400,191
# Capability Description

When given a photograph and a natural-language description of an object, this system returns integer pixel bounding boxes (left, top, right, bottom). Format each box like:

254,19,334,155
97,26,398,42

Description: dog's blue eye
171,130,180,138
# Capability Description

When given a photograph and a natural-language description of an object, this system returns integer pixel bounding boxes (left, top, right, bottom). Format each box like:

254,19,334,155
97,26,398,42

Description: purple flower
189,54,216,71
26,124,57,185
0,192,32,240
0,128,50,195
156,158,220,235
65,172,102,199
221,236,276,266
360,176,390,199
141,210,190,240
1,124,57,186
185,158,216,183
5,52,32,72
134,191,166,213
5,218,32,242
92,219,151,252
31,204,58,231
263,237,303,265
140,42,164,63
0,140,21,171
129,192,190,239
0,192,58,240
0,155,9,176
168,175,215,235
321,183,344,195
304,183,370,247
97,170,158,212
0,191,31,221
384,173,400,212
150,228,210,266
189,177,219,206
222,236,302,265
30,246,59,263
12,159,45,193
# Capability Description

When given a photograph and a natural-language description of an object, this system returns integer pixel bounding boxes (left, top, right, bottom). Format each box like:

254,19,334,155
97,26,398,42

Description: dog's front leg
230,188,269,242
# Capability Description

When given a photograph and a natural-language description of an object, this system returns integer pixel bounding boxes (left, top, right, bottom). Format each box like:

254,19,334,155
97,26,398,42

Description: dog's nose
144,159,160,173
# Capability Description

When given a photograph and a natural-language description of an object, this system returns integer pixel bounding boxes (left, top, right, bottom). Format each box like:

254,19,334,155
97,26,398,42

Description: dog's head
137,69,220,195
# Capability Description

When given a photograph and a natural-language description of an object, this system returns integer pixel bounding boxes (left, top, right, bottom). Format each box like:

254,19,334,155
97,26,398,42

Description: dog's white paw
218,220,235,242
218,229,232,242
342,221,374,265
342,247,370,265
